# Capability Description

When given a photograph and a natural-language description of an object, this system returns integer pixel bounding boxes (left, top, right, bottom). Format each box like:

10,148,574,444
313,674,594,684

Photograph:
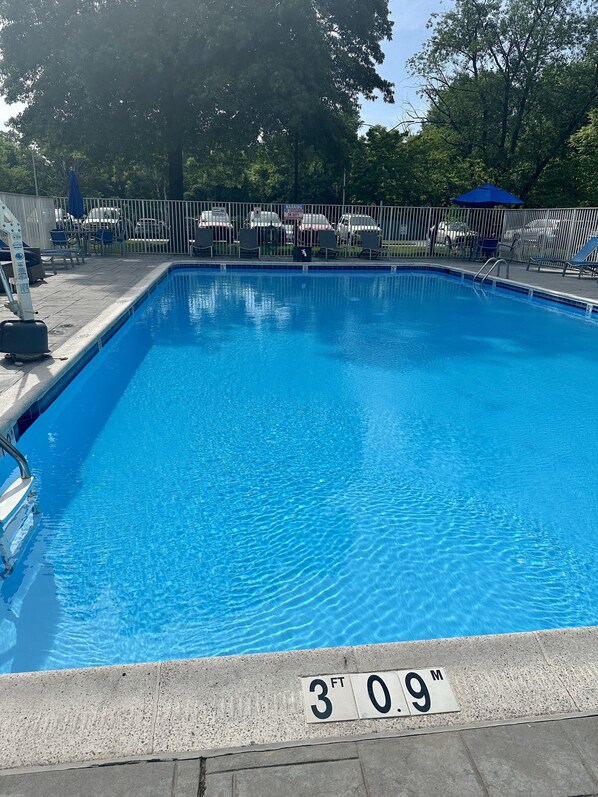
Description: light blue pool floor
1,270,598,673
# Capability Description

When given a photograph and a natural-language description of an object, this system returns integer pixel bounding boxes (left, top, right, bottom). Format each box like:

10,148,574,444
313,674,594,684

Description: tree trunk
167,145,184,200
166,144,186,253
293,129,299,202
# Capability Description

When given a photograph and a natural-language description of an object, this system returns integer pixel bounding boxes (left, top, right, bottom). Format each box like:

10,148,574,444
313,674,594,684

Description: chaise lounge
527,236,598,278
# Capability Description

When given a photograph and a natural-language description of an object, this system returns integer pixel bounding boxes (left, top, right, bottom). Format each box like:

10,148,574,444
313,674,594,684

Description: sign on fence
284,204,304,221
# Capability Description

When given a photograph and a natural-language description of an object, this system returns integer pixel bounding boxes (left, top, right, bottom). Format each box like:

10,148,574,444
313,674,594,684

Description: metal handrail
0,434,31,479
473,257,509,285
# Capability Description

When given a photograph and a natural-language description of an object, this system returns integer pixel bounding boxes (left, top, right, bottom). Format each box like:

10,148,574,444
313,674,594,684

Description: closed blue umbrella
67,169,85,219
452,183,523,208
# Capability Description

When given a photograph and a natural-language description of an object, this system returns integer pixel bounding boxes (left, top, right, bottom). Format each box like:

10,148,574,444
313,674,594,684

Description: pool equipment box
293,246,312,262
0,319,49,357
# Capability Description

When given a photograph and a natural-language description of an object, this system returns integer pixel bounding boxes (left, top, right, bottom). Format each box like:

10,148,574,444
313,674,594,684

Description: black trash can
292,246,312,262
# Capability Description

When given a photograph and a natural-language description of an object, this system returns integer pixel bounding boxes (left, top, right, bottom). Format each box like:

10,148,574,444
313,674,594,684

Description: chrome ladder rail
0,434,36,575
473,257,509,285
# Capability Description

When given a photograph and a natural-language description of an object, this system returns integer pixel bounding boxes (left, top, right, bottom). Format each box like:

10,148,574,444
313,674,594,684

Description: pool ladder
473,257,510,285
0,434,38,575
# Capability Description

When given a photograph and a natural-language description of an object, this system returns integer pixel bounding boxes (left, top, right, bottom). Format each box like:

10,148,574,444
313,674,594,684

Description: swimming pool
0,268,597,673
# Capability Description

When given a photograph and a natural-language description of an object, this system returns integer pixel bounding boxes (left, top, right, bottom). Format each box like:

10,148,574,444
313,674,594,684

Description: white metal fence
0,193,55,249
47,196,598,263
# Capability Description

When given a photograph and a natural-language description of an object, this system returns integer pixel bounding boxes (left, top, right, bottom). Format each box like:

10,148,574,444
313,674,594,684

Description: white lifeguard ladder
0,202,44,575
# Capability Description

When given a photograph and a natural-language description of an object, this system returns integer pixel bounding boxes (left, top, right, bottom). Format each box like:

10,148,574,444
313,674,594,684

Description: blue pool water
1,269,598,673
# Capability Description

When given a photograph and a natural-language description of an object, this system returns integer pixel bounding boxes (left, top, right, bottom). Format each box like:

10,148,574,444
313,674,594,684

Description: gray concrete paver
358,732,488,797
206,740,358,773
233,759,367,797
173,759,202,796
463,720,598,797
205,772,233,797
0,761,175,797
560,716,598,783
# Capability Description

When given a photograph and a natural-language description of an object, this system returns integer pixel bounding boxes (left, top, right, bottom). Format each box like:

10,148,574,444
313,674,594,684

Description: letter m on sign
430,669,443,681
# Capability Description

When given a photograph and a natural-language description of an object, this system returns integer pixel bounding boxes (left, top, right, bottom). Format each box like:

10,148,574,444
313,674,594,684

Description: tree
347,126,491,206
409,0,598,199
0,0,393,200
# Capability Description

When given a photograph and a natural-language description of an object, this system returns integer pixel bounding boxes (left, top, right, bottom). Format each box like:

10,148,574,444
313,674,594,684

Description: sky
359,0,448,130
0,0,447,133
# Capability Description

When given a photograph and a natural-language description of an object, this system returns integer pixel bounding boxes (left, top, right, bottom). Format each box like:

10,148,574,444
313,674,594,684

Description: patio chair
527,236,598,278
475,237,499,260
316,230,339,260
90,228,114,256
497,234,521,262
238,228,260,259
358,231,382,260
190,227,214,257
47,229,85,265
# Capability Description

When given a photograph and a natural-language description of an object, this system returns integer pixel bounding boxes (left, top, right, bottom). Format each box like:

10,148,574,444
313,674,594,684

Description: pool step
0,476,38,574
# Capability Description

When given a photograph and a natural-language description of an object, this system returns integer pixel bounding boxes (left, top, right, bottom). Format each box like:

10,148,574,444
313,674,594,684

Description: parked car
502,219,562,247
81,207,133,237
134,218,169,239
246,209,285,245
434,221,478,247
54,209,79,231
298,213,333,246
197,208,234,242
336,214,382,246
283,223,295,244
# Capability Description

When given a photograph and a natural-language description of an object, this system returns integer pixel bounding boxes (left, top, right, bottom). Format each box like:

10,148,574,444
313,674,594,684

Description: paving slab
0,761,175,797
232,758,367,797
206,740,358,773
463,720,598,797
358,733,487,797
205,771,234,797
0,663,158,769
560,716,598,782
173,759,202,796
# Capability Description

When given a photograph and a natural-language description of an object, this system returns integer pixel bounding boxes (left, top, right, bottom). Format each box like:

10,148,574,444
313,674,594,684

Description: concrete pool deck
0,253,597,793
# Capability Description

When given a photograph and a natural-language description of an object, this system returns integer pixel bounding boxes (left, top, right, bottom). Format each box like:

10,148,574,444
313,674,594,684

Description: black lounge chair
316,230,339,260
190,227,214,257
238,228,260,258
358,231,382,259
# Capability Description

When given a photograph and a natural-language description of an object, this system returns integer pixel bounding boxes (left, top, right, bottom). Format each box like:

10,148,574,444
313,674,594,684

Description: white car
247,210,285,245
82,207,133,237
197,208,234,242
336,214,382,246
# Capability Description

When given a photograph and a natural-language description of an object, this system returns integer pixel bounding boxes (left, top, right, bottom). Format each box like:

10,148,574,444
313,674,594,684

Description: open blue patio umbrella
67,169,85,219
452,183,523,208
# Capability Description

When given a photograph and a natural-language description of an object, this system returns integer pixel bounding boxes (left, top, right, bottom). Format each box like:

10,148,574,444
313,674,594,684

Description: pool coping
0,259,597,770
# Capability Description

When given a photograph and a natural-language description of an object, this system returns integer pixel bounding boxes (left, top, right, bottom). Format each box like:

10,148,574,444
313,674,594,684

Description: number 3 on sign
301,674,359,723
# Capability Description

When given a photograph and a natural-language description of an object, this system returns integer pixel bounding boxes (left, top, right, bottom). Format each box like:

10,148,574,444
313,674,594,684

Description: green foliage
0,0,393,199
410,0,598,199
